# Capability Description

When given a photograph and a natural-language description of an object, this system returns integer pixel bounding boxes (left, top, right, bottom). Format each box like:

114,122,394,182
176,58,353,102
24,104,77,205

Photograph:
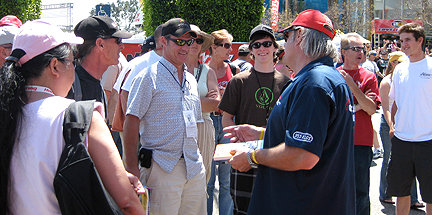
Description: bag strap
229,63,237,76
73,72,83,101
63,100,95,146
195,64,204,82
238,61,247,70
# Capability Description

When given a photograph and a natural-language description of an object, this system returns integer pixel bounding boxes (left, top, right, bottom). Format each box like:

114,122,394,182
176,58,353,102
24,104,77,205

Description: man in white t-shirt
362,50,379,75
388,23,432,215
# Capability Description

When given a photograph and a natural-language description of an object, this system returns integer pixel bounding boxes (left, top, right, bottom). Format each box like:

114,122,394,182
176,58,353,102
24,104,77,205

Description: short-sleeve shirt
389,56,432,141
248,56,356,215
337,66,381,146
218,68,290,127
126,57,203,179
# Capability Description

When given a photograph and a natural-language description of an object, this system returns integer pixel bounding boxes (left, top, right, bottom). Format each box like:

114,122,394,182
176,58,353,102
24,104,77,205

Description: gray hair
293,26,339,61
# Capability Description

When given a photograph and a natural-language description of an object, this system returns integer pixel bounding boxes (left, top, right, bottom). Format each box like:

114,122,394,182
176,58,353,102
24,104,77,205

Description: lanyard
25,85,55,96
161,62,186,93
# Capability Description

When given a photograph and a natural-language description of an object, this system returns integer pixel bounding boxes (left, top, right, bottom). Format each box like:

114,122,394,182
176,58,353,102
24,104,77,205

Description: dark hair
76,38,97,62
249,31,278,50
0,43,71,215
398,23,426,49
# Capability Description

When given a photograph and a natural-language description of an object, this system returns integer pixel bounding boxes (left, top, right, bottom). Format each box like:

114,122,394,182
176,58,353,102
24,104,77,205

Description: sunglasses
1,46,12,49
195,38,204,45
251,41,274,49
343,46,365,52
101,37,122,45
166,37,195,46
216,43,232,49
282,28,300,41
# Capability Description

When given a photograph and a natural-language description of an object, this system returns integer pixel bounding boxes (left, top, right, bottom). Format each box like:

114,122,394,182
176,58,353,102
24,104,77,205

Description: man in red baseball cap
226,9,356,214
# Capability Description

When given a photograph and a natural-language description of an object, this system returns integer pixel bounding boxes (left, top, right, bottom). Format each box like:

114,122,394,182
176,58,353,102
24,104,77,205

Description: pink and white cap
12,20,83,65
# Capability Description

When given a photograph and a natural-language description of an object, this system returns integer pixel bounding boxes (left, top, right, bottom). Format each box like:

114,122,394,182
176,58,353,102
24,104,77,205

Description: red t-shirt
217,65,234,95
337,66,381,146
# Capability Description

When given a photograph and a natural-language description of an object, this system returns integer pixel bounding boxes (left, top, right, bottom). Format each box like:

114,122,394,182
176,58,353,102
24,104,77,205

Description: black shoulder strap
238,61,247,70
73,72,83,101
195,64,204,82
63,100,95,146
229,63,237,75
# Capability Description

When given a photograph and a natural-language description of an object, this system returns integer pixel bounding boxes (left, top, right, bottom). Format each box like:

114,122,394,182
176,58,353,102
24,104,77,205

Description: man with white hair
227,10,356,214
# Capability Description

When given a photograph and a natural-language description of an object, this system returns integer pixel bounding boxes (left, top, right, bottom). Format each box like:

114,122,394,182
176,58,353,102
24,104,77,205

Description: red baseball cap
278,9,335,39
0,15,22,27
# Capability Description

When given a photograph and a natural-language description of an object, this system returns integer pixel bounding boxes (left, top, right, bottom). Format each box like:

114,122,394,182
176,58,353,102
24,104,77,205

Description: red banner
271,0,280,32
371,19,423,34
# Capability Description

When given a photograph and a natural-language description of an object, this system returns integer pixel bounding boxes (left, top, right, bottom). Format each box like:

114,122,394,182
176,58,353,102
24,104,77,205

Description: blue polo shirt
248,56,356,215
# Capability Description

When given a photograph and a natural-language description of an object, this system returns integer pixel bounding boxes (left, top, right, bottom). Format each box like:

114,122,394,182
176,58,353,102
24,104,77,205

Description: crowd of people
0,8,431,215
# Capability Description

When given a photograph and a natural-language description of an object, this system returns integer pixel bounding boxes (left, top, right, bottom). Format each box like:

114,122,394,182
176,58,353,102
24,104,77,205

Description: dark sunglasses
195,38,204,44
216,43,232,49
166,37,195,46
101,37,122,45
282,28,300,41
343,46,365,52
251,41,274,49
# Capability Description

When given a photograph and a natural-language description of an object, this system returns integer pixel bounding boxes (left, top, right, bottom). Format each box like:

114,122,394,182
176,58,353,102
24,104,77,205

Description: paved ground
211,109,427,214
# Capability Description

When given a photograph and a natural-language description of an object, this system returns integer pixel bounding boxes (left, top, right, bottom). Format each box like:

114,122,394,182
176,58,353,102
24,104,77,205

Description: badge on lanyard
183,110,197,138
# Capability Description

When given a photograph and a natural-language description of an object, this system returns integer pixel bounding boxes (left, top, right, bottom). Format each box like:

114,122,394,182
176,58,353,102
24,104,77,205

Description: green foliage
0,0,41,22
142,0,264,41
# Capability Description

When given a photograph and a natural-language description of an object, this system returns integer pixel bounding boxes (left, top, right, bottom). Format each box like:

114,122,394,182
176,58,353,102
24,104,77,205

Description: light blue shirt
127,57,203,179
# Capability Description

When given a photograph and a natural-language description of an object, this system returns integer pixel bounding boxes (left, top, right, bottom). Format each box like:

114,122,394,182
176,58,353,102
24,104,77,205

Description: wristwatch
247,150,258,168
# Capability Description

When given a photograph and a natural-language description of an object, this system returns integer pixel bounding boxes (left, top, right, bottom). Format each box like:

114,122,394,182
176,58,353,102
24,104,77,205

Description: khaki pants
140,158,207,215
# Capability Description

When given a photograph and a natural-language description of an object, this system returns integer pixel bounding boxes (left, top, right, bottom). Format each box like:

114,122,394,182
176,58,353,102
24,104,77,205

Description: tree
141,0,264,42
90,0,141,32
0,0,41,23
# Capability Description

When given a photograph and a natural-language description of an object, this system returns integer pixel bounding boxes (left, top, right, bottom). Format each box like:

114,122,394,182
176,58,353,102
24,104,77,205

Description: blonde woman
185,25,220,184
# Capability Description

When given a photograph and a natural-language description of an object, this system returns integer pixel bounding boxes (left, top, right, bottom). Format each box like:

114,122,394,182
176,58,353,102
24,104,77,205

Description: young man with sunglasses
67,16,132,113
123,18,207,214
338,32,381,215
227,10,355,214
219,24,290,215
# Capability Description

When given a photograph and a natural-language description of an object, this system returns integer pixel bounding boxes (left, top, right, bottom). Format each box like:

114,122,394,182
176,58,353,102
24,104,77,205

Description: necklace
253,68,275,124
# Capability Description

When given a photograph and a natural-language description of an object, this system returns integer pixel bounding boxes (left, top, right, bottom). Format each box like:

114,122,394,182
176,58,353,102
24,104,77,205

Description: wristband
251,150,259,164
259,128,265,140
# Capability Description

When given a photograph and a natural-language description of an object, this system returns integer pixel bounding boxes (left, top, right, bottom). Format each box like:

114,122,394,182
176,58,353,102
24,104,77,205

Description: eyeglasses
251,41,274,49
216,43,232,49
63,59,76,67
1,45,12,49
166,37,195,46
343,46,366,52
282,28,300,41
195,38,204,45
370,53,376,56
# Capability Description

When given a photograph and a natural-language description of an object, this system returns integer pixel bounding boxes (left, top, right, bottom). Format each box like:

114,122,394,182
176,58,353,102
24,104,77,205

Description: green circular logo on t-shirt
255,87,274,106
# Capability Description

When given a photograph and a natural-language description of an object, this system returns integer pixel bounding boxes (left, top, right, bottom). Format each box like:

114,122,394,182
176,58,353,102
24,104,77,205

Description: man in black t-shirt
67,16,132,110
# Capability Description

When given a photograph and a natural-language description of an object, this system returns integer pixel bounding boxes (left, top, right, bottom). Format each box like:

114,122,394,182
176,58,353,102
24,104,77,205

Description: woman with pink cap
0,20,145,215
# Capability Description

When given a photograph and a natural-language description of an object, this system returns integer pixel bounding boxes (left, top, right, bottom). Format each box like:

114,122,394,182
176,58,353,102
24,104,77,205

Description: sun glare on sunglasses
166,37,195,46
251,41,274,49
343,46,365,52
216,43,232,49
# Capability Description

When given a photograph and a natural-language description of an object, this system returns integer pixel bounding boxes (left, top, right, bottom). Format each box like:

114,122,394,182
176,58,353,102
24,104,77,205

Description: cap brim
64,34,84,45
112,31,133,39
278,25,294,33
197,32,214,53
